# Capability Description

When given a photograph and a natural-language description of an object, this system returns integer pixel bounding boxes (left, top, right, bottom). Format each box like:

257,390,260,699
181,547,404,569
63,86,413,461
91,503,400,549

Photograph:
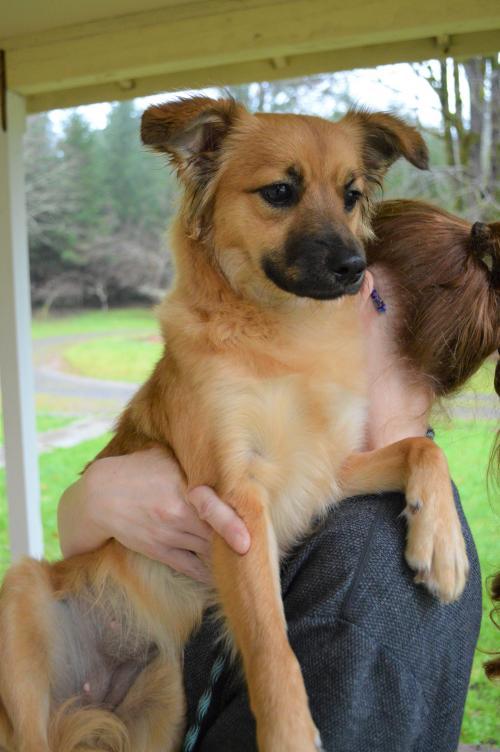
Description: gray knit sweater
183,488,482,752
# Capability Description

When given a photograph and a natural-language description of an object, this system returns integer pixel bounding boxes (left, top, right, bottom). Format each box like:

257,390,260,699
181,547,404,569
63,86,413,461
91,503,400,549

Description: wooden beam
4,0,500,97
27,29,500,114
0,91,44,561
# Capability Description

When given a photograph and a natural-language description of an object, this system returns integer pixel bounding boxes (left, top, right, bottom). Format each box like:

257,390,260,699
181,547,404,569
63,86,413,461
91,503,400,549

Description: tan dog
0,98,468,752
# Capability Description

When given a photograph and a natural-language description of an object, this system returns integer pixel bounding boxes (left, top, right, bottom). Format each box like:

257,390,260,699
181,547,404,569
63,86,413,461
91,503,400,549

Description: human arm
57,447,250,583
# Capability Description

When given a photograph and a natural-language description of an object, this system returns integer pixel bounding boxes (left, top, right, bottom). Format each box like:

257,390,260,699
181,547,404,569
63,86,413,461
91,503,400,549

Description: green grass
0,434,111,573
0,413,76,446
463,359,497,395
63,335,163,383
0,420,497,743
32,307,158,340
434,419,499,745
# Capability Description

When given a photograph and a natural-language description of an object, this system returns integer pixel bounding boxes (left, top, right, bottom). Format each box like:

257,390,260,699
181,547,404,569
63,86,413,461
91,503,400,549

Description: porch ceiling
1,0,499,113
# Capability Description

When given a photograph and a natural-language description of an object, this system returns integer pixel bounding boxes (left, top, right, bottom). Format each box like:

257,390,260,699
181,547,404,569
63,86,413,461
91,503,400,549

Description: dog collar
370,287,387,313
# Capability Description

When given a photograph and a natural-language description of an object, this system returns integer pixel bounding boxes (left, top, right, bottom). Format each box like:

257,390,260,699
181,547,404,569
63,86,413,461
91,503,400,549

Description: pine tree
25,113,76,291
61,111,103,248
99,100,175,232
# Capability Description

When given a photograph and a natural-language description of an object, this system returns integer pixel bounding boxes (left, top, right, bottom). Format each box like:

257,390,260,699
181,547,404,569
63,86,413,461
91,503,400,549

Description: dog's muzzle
262,230,366,300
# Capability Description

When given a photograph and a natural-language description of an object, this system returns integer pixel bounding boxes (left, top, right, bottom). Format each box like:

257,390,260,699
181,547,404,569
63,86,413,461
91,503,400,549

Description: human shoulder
280,491,406,616
280,486,481,668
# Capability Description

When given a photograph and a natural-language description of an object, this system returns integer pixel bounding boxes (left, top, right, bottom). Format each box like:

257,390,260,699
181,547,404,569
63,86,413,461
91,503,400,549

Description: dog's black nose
329,255,366,286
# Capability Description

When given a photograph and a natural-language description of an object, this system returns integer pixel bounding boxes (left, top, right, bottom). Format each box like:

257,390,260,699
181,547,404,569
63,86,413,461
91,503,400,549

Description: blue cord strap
182,653,226,752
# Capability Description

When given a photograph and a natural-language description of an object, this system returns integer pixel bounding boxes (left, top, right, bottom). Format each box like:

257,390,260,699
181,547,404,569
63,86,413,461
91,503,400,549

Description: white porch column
0,90,43,560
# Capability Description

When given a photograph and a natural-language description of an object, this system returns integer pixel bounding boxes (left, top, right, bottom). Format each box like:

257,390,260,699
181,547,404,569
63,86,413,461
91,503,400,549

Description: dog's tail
48,701,129,752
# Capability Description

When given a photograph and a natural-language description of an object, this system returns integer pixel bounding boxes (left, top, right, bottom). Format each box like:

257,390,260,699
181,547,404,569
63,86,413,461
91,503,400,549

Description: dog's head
142,97,428,302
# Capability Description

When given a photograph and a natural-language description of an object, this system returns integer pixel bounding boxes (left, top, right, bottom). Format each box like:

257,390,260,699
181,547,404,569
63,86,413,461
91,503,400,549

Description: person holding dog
58,200,499,752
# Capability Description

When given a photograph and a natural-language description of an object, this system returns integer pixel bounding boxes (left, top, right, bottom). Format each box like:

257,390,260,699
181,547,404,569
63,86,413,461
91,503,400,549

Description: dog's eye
259,183,297,208
344,189,363,212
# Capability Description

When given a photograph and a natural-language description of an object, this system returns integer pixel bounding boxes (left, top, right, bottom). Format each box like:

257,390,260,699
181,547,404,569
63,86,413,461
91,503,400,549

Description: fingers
178,504,214,541
173,531,211,559
142,520,211,557
187,486,251,555
158,548,211,584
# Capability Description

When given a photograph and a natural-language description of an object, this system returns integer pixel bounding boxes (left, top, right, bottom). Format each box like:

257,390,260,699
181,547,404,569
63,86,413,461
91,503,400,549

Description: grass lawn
463,358,497,395
32,306,158,340
0,434,111,571
0,419,497,743
434,419,499,745
63,335,163,383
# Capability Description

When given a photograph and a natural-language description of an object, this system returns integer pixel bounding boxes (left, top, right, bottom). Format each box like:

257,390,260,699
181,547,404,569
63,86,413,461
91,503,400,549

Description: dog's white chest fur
212,370,367,552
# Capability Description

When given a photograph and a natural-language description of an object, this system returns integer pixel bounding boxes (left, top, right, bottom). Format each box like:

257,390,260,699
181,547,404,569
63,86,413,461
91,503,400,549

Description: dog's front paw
403,479,469,603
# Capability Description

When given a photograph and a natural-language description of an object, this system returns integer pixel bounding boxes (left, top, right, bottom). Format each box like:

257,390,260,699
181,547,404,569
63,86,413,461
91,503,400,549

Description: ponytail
368,200,499,399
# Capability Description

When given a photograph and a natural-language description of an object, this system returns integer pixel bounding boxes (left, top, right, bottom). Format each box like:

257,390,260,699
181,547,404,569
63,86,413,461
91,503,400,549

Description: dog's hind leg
212,484,321,752
0,559,56,752
115,654,185,752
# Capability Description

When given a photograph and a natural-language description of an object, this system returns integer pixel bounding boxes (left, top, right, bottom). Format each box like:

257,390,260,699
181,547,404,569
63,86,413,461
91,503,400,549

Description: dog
0,98,469,752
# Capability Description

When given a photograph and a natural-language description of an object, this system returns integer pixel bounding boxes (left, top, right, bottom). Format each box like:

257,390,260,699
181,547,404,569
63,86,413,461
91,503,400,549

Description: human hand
58,447,250,583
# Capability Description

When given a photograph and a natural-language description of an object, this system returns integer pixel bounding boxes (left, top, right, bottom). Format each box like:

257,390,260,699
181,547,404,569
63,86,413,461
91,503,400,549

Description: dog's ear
141,96,242,176
141,96,244,236
342,110,429,181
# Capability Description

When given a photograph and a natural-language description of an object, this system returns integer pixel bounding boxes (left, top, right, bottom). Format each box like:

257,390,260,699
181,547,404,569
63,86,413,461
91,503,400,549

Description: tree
485,58,499,205
27,103,176,310
83,229,170,310
413,55,499,218
60,111,103,247
99,100,177,232
25,113,78,295
224,73,351,118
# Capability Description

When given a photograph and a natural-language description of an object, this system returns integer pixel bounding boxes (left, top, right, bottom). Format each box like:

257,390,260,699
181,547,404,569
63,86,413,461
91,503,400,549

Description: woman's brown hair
367,199,499,398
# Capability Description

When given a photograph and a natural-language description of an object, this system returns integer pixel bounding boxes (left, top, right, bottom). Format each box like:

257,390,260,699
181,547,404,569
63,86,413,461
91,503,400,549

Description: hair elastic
370,288,387,314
